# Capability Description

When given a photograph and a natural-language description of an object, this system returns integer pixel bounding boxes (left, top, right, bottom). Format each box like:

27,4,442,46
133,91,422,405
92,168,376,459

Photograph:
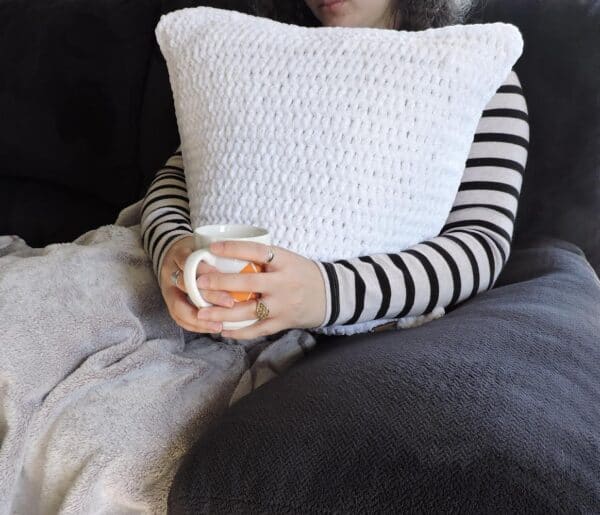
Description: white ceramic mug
183,224,271,330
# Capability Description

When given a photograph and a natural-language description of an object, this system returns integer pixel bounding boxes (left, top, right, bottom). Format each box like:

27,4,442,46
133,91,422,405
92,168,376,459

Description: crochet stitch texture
155,6,523,335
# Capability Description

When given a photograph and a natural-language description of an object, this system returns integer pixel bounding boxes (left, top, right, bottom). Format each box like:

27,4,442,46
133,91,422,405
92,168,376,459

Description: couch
1,0,599,512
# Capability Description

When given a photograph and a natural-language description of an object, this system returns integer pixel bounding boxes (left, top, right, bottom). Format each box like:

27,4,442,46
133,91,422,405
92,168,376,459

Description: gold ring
255,300,269,320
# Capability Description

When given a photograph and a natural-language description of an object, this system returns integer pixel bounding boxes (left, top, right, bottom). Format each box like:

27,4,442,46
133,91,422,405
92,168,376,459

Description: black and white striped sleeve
139,144,194,286
313,69,530,329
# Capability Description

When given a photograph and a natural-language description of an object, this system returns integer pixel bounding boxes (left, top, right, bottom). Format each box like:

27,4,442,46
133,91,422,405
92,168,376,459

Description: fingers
195,288,235,308
171,256,234,308
220,317,282,340
174,261,216,291
167,287,223,334
172,241,218,272
209,241,282,271
196,298,265,322
197,269,271,294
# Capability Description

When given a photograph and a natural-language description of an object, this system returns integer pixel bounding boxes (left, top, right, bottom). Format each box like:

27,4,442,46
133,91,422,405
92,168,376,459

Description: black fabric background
0,0,161,245
470,0,600,294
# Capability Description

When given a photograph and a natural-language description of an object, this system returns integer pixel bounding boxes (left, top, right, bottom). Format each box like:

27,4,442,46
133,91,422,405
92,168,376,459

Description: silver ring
170,268,182,287
265,246,274,264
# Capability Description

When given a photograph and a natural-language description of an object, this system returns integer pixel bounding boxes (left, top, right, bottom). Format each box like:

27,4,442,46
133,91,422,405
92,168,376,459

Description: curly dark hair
251,0,477,30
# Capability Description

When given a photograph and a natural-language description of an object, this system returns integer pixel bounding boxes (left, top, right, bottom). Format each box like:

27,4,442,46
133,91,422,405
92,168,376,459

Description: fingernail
210,322,222,332
197,275,209,287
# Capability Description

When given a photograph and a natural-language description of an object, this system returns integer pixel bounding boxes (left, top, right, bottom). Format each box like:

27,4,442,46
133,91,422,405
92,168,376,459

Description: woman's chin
320,14,355,27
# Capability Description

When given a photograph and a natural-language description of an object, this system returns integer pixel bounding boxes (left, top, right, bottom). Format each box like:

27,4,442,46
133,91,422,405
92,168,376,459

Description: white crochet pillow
154,6,523,262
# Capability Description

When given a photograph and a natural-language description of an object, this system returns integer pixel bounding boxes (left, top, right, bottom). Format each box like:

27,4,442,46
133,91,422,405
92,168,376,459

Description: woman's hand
194,240,327,340
159,236,236,334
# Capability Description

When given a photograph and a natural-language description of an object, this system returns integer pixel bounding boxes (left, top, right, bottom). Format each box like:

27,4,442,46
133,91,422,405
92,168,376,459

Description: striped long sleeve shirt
140,68,529,332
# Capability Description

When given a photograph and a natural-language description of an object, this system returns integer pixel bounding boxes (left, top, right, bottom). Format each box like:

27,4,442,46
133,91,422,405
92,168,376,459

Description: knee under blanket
0,199,319,514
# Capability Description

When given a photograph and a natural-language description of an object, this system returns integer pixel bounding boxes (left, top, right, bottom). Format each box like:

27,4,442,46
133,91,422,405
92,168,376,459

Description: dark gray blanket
169,237,600,514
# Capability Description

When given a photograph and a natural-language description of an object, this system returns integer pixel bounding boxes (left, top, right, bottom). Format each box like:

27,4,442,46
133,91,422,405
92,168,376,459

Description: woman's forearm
139,144,194,279
314,69,530,328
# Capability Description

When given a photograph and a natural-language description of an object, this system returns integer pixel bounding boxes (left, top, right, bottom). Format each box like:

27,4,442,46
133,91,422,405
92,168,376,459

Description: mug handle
183,249,218,308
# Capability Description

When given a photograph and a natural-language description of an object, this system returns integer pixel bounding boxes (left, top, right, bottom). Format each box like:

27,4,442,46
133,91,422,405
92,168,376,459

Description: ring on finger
171,268,182,287
264,246,275,264
197,300,253,322
255,299,270,320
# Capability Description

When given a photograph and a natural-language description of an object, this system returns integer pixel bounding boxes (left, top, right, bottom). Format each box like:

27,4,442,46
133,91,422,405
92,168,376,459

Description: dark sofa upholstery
468,0,600,285
169,237,600,513
0,0,159,245
1,0,599,513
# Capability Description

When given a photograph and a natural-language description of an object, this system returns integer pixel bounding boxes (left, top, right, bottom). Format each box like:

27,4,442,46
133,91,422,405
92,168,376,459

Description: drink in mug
183,224,271,330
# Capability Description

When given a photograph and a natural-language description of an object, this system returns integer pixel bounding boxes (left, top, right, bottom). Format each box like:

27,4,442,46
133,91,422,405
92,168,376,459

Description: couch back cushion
0,0,160,245
472,0,600,274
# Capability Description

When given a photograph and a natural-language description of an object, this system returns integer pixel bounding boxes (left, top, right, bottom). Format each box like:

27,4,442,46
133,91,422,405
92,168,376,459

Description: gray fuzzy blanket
0,199,316,514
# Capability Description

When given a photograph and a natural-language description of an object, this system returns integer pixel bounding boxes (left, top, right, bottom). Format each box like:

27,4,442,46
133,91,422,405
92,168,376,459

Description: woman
140,0,529,339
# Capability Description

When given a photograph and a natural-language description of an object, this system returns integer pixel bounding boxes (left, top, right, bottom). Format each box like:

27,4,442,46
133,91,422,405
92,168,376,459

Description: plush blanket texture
0,201,317,514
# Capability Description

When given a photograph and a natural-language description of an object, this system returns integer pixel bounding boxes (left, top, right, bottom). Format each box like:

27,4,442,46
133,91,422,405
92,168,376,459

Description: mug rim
193,224,269,239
